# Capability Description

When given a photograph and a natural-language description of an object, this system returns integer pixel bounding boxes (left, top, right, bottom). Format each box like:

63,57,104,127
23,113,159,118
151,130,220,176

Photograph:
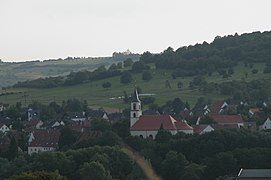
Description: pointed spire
132,89,140,102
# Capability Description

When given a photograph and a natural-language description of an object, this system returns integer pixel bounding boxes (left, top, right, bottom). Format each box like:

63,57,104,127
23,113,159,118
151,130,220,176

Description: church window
133,103,136,110
133,113,136,118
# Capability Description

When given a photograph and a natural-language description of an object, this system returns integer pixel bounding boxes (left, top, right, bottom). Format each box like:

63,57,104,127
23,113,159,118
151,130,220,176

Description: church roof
131,89,140,102
130,115,193,131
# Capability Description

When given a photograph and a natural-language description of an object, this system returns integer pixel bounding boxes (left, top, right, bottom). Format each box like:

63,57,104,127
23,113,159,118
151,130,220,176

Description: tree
112,120,130,138
91,119,111,132
182,163,204,180
177,81,183,89
79,162,112,180
161,151,181,180
117,62,122,69
6,137,18,160
120,71,132,84
132,61,149,73
108,64,117,71
102,82,112,89
155,124,172,143
8,171,67,180
123,58,133,67
165,80,171,89
58,127,79,149
140,51,153,63
142,71,152,81
252,69,258,74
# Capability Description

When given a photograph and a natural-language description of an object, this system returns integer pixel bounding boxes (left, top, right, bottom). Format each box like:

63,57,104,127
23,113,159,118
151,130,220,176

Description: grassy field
0,62,269,110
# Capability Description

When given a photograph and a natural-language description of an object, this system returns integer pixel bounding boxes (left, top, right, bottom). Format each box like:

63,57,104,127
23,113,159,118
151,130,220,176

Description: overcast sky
1,0,271,62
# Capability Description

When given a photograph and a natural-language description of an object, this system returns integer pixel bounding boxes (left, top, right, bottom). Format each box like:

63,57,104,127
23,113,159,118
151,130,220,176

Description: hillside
0,53,140,87
1,31,271,109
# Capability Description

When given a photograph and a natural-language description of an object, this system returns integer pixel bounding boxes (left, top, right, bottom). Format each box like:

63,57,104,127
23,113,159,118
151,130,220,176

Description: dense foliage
141,31,271,77
126,129,271,180
0,146,141,180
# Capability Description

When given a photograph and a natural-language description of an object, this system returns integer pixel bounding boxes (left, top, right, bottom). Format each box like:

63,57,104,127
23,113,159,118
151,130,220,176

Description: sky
1,0,271,62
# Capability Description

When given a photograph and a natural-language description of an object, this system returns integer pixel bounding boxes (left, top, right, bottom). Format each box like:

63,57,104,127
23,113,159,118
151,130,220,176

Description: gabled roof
130,115,192,131
87,110,106,119
211,101,228,113
238,168,271,178
179,110,193,119
192,124,214,134
209,114,243,124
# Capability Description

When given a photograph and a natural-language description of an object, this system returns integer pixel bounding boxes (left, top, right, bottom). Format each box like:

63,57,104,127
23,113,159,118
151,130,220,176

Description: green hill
1,31,271,109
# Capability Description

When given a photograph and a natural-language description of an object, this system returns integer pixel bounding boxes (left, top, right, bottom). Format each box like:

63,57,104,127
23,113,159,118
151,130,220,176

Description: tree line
141,31,271,77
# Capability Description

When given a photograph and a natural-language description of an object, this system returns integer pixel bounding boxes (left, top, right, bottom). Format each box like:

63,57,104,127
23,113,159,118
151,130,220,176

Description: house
248,107,260,117
259,117,271,130
66,112,86,122
243,121,257,131
179,108,193,120
27,120,44,129
130,90,193,138
238,168,271,179
211,100,228,114
192,124,214,135
87,109,109,121
0,123,10,134
27,108,40,121
209,113,244,128
70,120,91,132
28,129,60,155
51,121,65,128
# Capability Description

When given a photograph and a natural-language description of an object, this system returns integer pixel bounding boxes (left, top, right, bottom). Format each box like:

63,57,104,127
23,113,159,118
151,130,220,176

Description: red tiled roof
210,114,243,124
29,130,60,148
249,108,260,114
130,115,192,131
211,101,226,113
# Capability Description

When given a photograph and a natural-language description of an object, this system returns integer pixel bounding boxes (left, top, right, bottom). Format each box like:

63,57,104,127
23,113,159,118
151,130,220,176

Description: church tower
130,89,142,127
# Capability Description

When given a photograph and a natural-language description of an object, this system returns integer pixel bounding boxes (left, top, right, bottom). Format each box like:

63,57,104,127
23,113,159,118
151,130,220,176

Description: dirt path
120,143,162,180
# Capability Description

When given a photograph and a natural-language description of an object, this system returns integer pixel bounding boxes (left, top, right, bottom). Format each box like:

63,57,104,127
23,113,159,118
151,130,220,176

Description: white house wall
28,146,56,155
131,129,192,138
260,118,271,130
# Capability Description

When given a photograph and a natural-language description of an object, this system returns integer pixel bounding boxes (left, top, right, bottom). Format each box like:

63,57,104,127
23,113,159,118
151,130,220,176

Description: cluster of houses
1,90,271,155
0,106,122,155
129,90,271,138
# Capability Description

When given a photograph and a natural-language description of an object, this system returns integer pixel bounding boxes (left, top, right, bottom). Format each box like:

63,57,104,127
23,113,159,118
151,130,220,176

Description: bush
142,71,152,81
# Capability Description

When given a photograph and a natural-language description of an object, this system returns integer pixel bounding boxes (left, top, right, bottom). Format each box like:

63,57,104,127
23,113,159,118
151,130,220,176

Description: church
130,90,193,138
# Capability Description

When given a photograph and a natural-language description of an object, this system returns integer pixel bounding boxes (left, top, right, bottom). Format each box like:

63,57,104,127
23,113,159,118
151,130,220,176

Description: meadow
0,62,269,110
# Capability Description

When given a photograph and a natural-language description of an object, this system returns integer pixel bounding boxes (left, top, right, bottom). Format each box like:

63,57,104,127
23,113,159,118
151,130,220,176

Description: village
0,89,270,157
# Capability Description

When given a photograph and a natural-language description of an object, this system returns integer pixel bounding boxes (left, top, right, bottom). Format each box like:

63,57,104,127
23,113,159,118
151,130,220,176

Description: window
139,135,143,139
133,113,136,118
149,135,153,139
133,103,136,110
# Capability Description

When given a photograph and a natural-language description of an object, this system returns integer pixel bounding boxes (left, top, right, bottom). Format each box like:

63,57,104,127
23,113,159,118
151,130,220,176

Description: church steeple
130,89,142,127
132,89,140,103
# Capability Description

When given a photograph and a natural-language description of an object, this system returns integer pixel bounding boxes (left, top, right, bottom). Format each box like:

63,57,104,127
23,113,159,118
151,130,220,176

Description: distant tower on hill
130,89,142,127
